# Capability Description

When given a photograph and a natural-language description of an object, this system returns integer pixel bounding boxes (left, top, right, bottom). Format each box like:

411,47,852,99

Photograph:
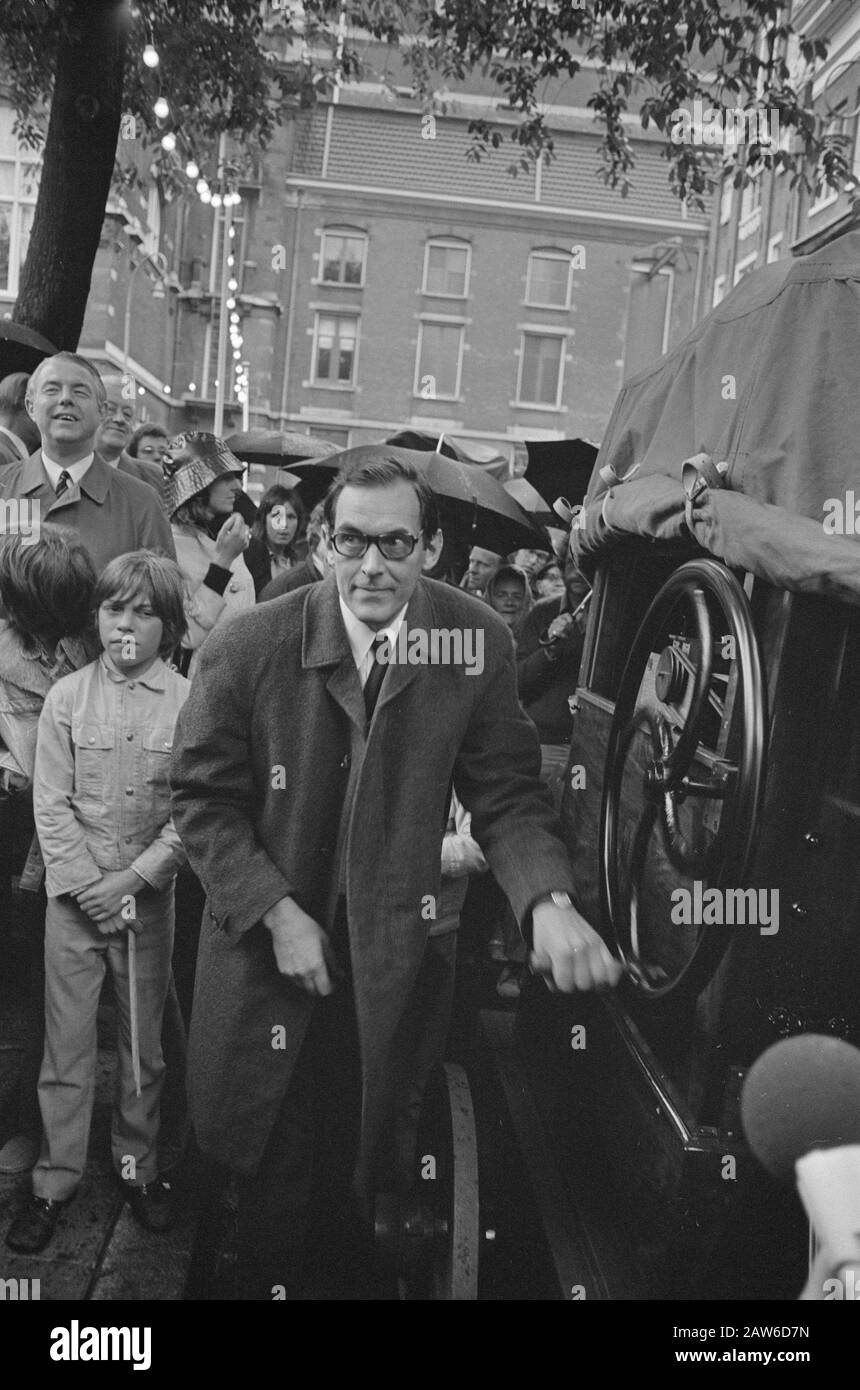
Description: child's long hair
94,551,187,659
0,526,96,654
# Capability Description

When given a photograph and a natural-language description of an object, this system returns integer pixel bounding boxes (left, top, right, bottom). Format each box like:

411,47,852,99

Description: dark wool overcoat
170,574,577,1179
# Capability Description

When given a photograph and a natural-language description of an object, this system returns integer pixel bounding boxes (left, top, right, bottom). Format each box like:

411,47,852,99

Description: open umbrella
224,430,341,469
289,443,549,554
503,476,557,530
523,437,598,517
385,428,509,478
0,319,58,378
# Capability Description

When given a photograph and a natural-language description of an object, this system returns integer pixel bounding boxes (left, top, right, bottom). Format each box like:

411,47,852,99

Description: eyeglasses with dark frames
331,529,421,560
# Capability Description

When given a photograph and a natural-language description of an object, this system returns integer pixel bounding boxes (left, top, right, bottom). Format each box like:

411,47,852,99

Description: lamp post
123,249,169,383
213,189,235,437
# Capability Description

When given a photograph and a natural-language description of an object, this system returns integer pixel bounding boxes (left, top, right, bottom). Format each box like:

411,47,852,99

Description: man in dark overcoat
170,449,620,1298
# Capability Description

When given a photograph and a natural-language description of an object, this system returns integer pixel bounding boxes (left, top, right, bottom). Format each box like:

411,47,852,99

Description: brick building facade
1,26,717,483
707,0,860,305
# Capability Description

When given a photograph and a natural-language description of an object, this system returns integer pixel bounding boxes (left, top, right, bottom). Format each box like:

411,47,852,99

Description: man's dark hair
0,372,30,416
323,454,440,543
94,550,187,658
0,525,96,652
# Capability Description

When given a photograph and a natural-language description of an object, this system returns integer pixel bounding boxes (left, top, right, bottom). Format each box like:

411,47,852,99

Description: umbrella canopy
523,437,598,514
289,443,548,554
503,476,557,530
224,430,340,469
385,428,509,478
0,319,58,378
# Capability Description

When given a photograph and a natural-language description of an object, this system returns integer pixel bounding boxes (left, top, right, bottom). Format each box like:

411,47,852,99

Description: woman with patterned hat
163,433,255,680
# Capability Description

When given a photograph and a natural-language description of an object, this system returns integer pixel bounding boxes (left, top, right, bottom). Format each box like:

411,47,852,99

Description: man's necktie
363,634,388,725
55,470,72,497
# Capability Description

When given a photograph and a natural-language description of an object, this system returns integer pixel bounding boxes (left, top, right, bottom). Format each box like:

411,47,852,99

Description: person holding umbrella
164,433,255,679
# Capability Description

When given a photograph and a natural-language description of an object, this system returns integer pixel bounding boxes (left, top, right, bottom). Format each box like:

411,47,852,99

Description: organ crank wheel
600,559,767,1001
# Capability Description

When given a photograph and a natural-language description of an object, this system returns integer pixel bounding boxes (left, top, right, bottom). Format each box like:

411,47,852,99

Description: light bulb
228,227,236,238
229,312,240,324
138,386,145,396
188,383,197,392
226,297,236,309
196,178,208,195
160,132,176,152
199,188,211,204
143,44,160,69
210,192,222,208
228,277,238,291
164,385,171,394
154,96,169,120
227,255,235,267
186,160,200,180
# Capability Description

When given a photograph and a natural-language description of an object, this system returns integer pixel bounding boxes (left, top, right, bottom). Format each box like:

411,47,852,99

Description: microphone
741,1035,860,1299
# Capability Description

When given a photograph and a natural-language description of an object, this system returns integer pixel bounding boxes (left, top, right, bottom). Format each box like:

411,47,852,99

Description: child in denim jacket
6,551,190,1254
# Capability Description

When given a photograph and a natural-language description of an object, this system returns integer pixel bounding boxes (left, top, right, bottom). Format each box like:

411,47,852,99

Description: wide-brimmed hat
163,432,246,518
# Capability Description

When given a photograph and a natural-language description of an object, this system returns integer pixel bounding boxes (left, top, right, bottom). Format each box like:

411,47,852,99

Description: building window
142,181,162,258
525,250,572,309
733,251,758,286
738,169,763,240
0,108,40,298
516,332,565,408
312,313,358,386
809,106,850,217
713,274,727,306
422,240,470,298
767,234,783,263
623,263,673,378
320,229,367,287
414,320,464,400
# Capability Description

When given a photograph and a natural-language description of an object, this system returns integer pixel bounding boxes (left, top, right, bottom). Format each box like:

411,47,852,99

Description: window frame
318,227,368,289
412,317,466,401
733,250,758,286
808,106,849,217
310,310,360,389
0,112,41,299
421,238,471,300
525,249,573,310
514,329,568,411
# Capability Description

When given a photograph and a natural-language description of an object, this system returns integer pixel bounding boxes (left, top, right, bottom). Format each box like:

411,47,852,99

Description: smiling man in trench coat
170,449,621,1299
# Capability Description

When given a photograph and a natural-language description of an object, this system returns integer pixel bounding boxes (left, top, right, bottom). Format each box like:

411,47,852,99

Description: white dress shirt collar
338,594,408,687
41,451,95,489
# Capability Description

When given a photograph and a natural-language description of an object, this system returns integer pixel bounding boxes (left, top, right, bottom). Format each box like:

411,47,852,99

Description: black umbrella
224,430,340,469
523,438,598,517
289,444,549,554
385,428,509,479
0,319,58,378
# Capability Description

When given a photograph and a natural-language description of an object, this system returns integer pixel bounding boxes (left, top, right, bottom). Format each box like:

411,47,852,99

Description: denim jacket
34,654,190,898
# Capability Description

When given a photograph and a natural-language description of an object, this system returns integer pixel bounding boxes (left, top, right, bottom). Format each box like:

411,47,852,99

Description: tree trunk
13,0,127,349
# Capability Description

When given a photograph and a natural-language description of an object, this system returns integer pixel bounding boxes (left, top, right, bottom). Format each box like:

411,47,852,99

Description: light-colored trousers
32,887,174,1202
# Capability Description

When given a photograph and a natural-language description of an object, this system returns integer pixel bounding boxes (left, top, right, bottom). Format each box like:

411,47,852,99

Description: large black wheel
600,559,767,1000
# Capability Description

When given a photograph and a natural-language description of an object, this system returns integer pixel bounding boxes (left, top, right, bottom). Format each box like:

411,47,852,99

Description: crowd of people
0,351,618,1298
